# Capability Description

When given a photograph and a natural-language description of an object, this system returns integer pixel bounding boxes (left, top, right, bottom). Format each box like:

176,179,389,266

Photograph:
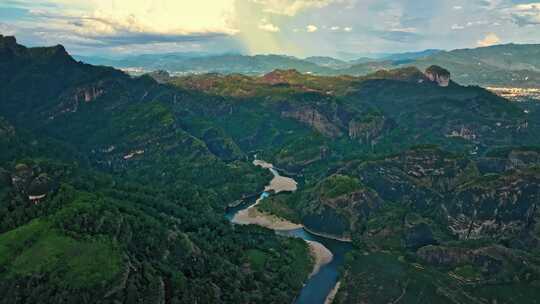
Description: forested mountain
331,44,540,88
76,53,334,76
0,35,313,304
2,34,540,303
77,44,540,89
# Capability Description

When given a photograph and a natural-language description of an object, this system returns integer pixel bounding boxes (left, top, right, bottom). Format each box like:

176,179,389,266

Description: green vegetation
0,220,121,289
0,36,313,303
258,193,303,224
2,35,540,303
318,175,362,199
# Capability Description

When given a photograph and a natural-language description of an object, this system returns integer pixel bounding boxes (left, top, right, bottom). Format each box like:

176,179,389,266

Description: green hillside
2,34,540,303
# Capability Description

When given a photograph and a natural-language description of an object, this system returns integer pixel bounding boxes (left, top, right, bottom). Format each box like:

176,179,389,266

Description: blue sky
1,0,539,58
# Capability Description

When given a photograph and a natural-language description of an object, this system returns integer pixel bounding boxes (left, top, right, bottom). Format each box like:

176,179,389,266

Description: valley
2,34,540,303
226,159,351,304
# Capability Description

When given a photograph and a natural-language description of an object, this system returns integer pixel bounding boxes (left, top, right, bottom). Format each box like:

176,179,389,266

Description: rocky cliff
282,106,343,138
348,115,388,145
302,174,383,238
425,65,451,87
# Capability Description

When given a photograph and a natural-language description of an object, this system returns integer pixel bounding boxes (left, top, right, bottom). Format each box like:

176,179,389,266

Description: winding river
225,160,352,304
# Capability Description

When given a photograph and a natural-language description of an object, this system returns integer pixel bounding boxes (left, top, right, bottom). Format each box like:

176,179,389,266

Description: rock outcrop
262,69,302,85
447,169,540,240
302,174,383,238
404,223,438,250
282,107,343,138
425,65,451,87
7,163,54,204
74,85,105,103
348,115,387,145
0,35,26,57
417,245,503,275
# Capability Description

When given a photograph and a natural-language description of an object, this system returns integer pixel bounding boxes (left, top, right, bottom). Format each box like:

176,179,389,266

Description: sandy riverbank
234,159,336,294
307,240,333,277
324,281,341,304
232,204,303,230
232,159,300,229
253,160,297,193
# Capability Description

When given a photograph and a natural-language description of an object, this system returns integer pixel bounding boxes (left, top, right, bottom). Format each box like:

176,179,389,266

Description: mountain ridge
2,36,540,304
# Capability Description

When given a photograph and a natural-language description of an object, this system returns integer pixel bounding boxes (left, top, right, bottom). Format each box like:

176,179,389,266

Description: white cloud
30,0,238,37
510,2,540,26
453,5,463,10
329,26,351,32
451,24,465,30
0,23,17,35
465,20,489,27
389,27,417,33
249,0,348,16
258,18,280,32
477,33,500,46
306,24,318,32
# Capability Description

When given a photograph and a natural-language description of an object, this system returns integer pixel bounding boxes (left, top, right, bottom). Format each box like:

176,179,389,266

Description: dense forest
2,34,540,303
0,35,313,303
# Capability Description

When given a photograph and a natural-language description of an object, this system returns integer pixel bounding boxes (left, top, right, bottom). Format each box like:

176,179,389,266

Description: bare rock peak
425,65,451,87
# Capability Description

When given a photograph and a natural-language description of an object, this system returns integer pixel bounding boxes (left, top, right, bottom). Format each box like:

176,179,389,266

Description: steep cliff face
281,106,343,138
302,176,383,238
507,149,540,169
50,81,111,118
74,85,105,103
0,35,26,59
447,169,540,240
340,148,477,210
417,245,508,277
348,115,388,145
425,65,451,87
333,147,540,244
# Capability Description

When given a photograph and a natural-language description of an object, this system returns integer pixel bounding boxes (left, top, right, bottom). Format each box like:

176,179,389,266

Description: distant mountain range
76,44,540,88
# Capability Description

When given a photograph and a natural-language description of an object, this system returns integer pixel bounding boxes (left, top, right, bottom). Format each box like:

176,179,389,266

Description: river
225,160,352,304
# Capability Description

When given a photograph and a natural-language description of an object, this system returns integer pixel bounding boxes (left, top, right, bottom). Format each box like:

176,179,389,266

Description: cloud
389,27,417,33
328,25,351,32
249,0,349,16
477,33,501,46
510,2,540,26
3,0,540,56
466,20,489,27
75,32,230,47
258,18,280,32
0,22,17,35
375,29,423,43
26,0,238,36
306,24,318,32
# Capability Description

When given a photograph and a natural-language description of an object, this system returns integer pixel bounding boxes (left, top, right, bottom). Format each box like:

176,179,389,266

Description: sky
0,0,539,58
